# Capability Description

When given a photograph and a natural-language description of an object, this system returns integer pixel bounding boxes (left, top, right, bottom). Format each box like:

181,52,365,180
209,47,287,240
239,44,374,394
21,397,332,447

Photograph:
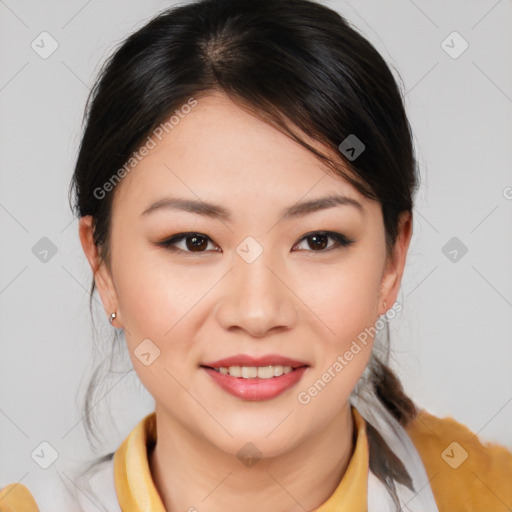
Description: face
80,91,412,458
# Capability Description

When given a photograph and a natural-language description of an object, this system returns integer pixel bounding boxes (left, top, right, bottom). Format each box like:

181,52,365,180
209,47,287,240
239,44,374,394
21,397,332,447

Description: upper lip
201,354,309,369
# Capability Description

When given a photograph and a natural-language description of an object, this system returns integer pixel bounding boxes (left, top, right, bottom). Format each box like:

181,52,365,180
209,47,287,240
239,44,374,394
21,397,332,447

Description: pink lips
200,353,309,401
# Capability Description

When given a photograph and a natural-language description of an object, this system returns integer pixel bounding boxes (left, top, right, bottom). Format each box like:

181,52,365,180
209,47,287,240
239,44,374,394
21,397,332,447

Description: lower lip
202,366,308,401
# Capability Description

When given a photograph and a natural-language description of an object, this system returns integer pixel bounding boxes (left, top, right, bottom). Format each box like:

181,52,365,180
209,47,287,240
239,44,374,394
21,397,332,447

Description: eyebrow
140,193,364,221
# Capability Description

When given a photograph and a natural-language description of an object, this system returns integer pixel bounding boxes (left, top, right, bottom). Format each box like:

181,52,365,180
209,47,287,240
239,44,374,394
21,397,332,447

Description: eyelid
157,230,355,254
157,232,220,253
293,231,354,251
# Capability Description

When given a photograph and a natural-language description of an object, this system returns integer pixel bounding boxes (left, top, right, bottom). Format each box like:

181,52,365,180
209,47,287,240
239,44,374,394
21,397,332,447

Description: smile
210,365,294,379
200,363,309,401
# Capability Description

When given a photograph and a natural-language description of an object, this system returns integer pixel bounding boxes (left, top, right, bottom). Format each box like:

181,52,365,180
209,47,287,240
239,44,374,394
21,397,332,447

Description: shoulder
0,476,69,511
0,482,39,511
405,407,512,511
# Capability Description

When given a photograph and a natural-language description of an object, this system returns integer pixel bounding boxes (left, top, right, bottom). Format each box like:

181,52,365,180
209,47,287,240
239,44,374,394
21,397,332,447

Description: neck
149,402,355,512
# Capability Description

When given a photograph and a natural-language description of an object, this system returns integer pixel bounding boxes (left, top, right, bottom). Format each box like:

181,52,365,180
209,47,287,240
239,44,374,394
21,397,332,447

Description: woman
1,0,511,510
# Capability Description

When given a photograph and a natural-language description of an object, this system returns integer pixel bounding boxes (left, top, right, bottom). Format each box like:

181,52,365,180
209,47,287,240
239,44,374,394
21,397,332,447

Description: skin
79,91,412,512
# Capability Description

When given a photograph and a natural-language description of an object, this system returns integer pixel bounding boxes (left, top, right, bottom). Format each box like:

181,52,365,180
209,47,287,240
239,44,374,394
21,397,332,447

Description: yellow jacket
1,407,511,511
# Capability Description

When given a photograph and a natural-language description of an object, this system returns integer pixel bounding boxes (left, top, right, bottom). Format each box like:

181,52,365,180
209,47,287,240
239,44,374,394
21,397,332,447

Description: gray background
1,0,511,494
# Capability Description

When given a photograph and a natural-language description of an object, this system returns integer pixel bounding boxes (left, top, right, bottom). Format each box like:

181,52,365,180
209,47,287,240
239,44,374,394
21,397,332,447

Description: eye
157,232,220,253
292,231,354,252
157,230,354,254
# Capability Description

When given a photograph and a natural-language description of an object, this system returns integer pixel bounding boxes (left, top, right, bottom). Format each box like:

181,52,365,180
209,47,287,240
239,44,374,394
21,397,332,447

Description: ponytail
371,356,417,427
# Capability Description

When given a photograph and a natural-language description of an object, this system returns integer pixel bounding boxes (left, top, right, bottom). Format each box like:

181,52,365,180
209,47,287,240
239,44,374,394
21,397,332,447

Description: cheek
293,251,382,407
113,253,202,412
112,247,221,398
298,255,382,348
114,242,206,341
296,269,378,421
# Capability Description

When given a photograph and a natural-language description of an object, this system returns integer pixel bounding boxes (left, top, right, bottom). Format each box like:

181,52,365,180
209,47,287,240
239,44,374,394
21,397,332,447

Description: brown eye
158,230,354,255
158,233,219,253
186,234,208,251
293,231,354,252
305,233,329,250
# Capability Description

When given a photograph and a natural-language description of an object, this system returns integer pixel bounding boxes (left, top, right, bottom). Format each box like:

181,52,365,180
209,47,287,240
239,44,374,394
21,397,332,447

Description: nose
214,251,299,338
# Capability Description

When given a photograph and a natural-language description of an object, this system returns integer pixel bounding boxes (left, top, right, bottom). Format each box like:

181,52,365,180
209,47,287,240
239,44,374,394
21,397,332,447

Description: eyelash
156,231,355,254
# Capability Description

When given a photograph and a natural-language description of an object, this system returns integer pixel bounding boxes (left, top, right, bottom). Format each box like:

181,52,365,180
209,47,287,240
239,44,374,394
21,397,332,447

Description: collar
113,406,369,511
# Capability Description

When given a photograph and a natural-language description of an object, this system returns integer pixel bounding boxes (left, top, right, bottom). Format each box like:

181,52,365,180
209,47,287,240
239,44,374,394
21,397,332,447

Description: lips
202,366,308,401
201,354,309,369
200,353,310,401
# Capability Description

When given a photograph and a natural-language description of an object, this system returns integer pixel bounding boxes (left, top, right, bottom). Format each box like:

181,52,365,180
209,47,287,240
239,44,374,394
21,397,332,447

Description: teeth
228,366,241,377
241,366,258,378
273,365,284,377
257,366,274,379
213,365,296,378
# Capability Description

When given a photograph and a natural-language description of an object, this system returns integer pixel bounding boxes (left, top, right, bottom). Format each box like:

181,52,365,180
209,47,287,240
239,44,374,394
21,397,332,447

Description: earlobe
78,216,120,324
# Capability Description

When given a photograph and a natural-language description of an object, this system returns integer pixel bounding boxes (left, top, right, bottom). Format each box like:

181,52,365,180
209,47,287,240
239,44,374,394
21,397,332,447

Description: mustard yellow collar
113,407,368,511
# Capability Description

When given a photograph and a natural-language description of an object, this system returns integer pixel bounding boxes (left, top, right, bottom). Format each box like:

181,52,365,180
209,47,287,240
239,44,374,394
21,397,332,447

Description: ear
78,216,122,327
378,211,413,316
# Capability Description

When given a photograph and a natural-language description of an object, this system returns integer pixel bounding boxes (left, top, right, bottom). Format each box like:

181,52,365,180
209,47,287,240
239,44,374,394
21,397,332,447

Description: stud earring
109,312,117,325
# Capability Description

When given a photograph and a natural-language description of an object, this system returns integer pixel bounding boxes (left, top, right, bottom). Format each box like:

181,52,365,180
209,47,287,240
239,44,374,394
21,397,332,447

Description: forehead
112,91,368,215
